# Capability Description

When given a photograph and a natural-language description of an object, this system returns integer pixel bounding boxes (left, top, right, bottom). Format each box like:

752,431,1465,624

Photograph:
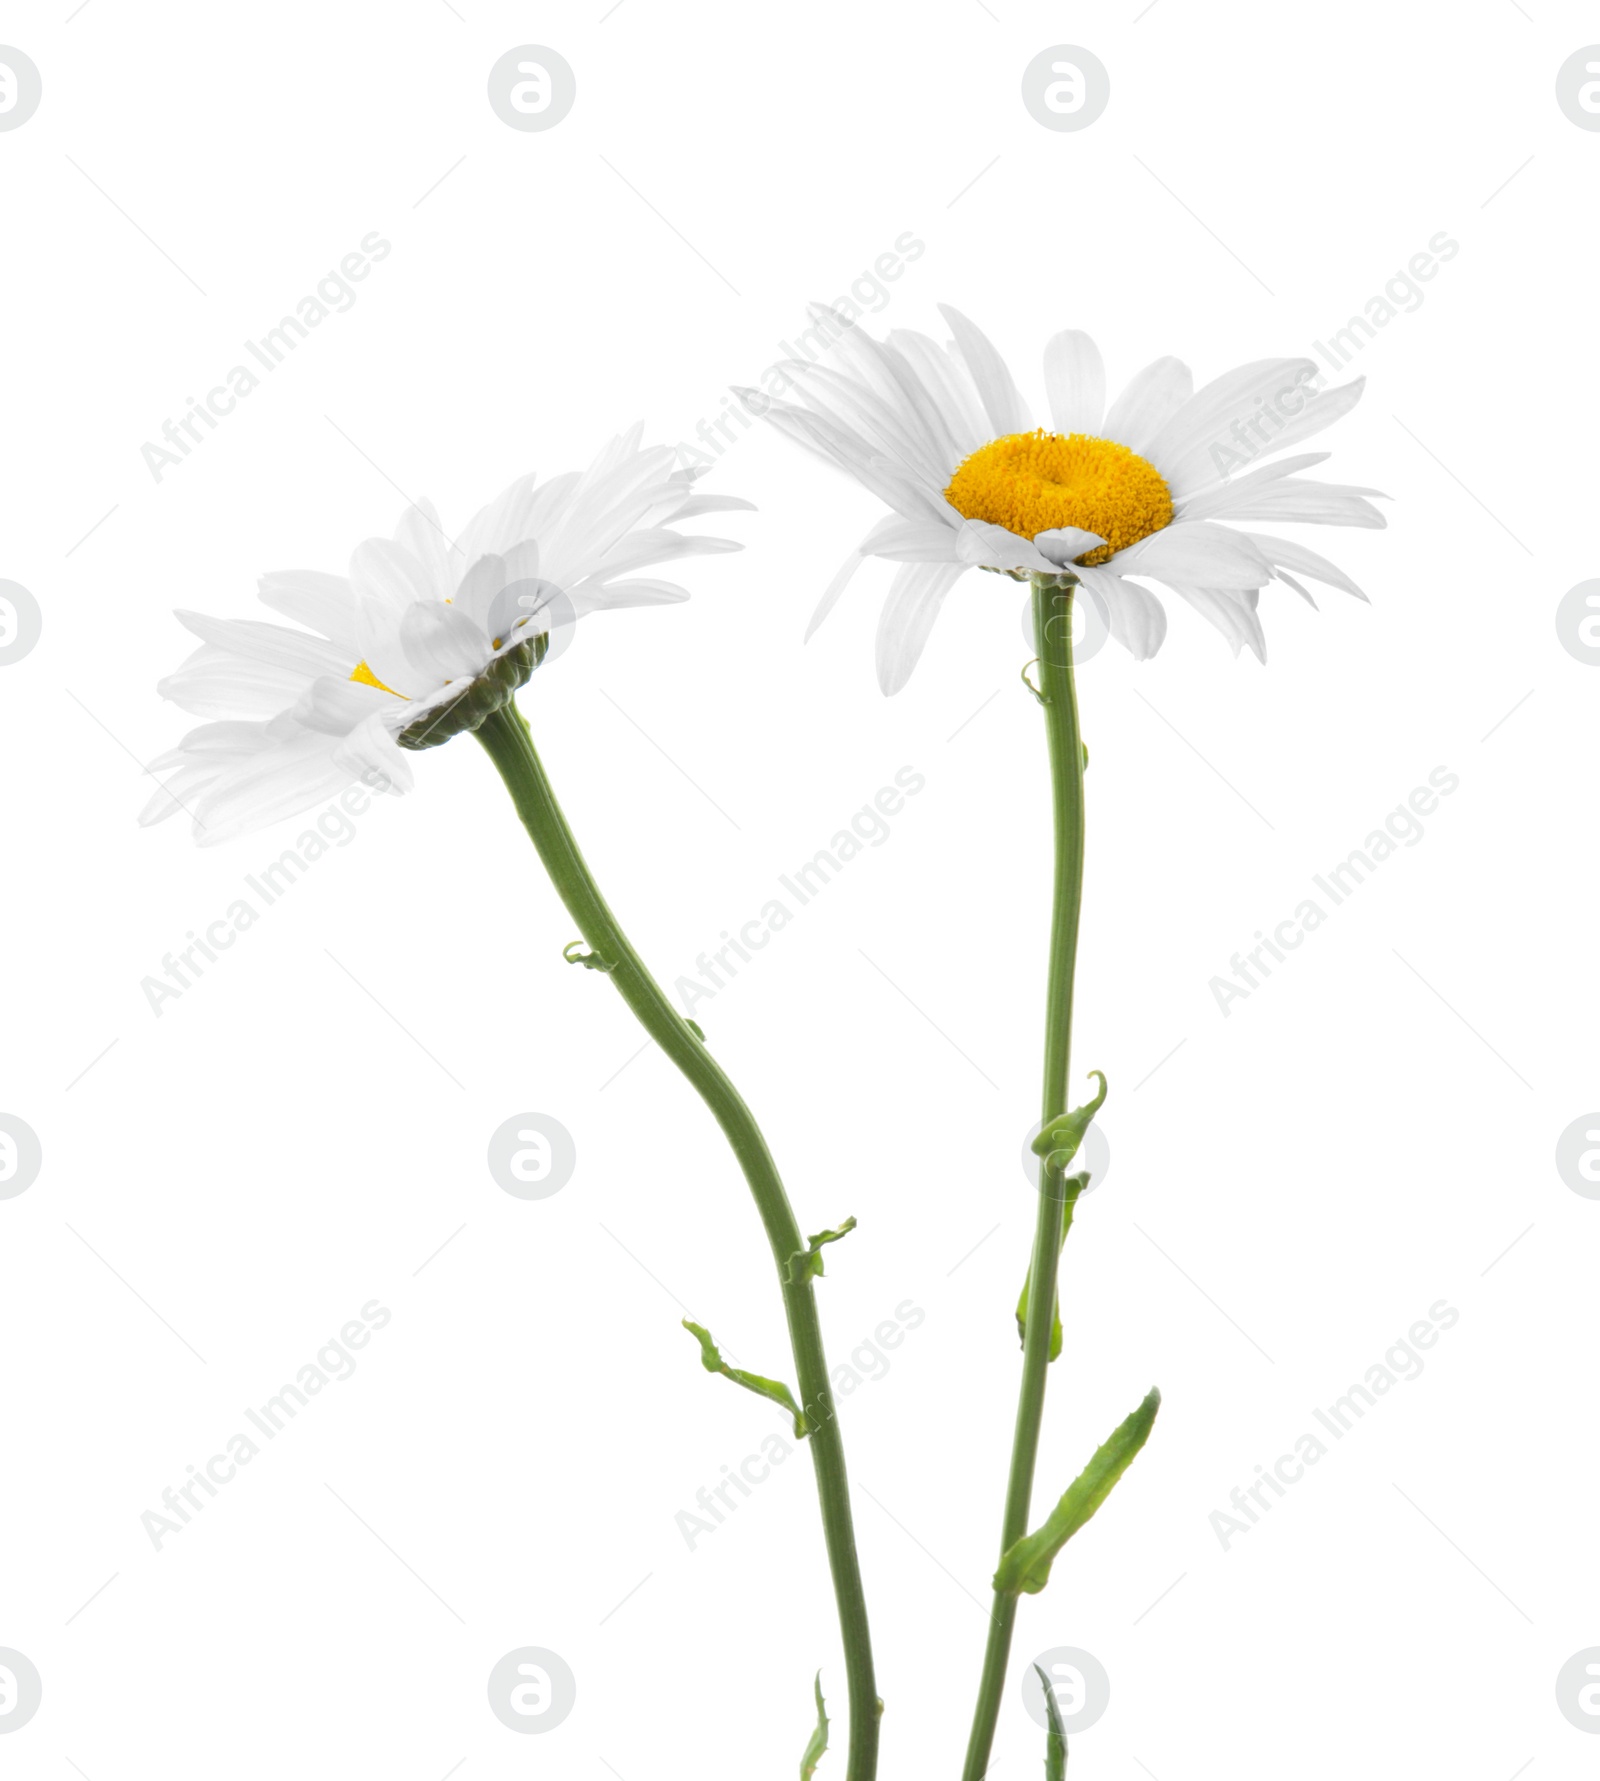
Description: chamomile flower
741,307,1383,692
141,430,749,845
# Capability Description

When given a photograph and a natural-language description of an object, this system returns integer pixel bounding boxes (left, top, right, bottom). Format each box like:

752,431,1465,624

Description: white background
2,3,1596,1776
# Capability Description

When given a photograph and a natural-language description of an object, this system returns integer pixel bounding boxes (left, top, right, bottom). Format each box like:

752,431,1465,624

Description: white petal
347,541,430,693
153,720,274,765
501,540,542,584
1148,359,1318,497
158,644,317,719
1043,331,1105,435
349,538,434,618
1237,531,1369,601
256,570,361,650
400,601,492,682
174,611,351,678
453,554,508,630
331,711,415,801
292,675,395,736
873,518,971,562
456,474,542,564
1033,526,1106,567
807,551,866,641
938,305,1030,436
756,400,948,523
1103,357,1193,455
590,528,742,580
876,561,966,694
393,499,455,599
886,328,990,457
1074,565,1167,659
1177,453,1331,520
659,493,758,522
190,733,356,847
792,330,962,485
1116,520,1272,589
579,579,691,609
1276,571,1317,607
140,764,225,828
1169,585,1266,661
952,519,1054,573
1244,376,1367,464
806,511,955,639
1191,479,1386,528
538,444,686,580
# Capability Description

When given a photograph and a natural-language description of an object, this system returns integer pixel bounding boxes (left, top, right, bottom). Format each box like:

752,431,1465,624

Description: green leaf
682,1320,810,1438
1015,1172,1089,1359
786,1215,858,1285
1018,1074,1106,1357
1030,1071,1107,1176
800,1671,829,1779
1034,1664,1068,1780
562,939,614,972
994,1387,1160,1595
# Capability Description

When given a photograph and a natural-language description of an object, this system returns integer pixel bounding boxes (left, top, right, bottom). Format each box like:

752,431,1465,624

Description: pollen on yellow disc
349,659,403,696
944,430,1173,566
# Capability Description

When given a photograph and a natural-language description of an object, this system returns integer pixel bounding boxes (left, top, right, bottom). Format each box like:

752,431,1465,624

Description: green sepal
800,1671,828,1779
994,1387,1160,1596
1015,1172,1088,1358
682,1319,810,1438
398,633,545,750
1035,1664,1068,1780
1030,1071,1107,1177
786,1216,857,1285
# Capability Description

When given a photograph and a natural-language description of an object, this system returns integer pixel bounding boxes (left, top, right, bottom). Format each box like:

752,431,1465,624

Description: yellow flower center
349,659,403,696
943,430,1173,566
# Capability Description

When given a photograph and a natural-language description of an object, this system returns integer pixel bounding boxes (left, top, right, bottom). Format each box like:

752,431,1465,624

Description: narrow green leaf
800,1671,829,1779
994,1387,1160,1595
1030,1071,1107,1176
682,1319,810,1438
786,1215,858,1285
1034,1664,1068,1780
1015,1171,1088,1359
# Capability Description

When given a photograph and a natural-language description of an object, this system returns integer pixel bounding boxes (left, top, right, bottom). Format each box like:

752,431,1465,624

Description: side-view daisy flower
140,432,884,1778
740,306,1384,691
141,428,750,844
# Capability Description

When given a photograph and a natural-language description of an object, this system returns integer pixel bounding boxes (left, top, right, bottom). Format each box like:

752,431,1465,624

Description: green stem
474,700,879,1781
961,578,1086,1780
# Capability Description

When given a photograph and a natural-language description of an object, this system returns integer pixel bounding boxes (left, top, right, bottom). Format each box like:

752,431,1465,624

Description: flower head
741,307,1383,692
142,428,749,845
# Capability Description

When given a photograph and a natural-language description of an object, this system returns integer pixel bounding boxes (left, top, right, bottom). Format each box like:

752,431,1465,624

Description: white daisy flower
141,429,750,845
740,306,1383,692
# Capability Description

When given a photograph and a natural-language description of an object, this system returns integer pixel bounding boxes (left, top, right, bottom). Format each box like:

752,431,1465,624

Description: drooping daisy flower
740,307,1383,691
138,424,882,1771
141,429,749,845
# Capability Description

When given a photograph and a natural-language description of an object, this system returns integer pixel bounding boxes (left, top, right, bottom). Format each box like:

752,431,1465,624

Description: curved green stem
475,700,878,1781
962,578,1085,1780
